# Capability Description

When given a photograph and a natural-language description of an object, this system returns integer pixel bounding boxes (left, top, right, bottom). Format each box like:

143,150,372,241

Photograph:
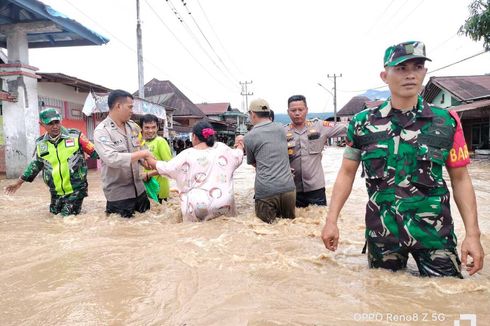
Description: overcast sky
29,0,490,114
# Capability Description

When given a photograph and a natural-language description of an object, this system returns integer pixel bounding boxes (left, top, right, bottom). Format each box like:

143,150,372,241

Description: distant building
1,72,112,173
196,102,248,136
141,78,205,135
423,75,490,150
337,96,384,122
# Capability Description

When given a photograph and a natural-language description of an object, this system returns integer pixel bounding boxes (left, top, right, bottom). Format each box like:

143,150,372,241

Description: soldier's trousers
367,241,463,278
50,191,86,216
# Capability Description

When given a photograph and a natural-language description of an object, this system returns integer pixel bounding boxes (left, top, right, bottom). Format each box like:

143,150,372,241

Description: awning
0,0,109,48
82,91,167,121
449,99,490,112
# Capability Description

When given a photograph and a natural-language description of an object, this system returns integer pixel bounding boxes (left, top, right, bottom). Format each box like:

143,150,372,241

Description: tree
459,0,490,50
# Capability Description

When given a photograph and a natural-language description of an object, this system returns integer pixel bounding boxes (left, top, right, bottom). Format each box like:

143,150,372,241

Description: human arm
447,166,484,275
4,178,24,195
244,135,256,166
4,158,44,195
94,128,152,168
321,154,360,251
234,135,244,150
323,121,347,141
79,133,98,159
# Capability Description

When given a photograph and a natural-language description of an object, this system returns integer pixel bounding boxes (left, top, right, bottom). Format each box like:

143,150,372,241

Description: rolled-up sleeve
324,122,347,138
94,128,132,168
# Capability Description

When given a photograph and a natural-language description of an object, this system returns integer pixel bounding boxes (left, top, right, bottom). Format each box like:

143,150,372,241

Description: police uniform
285,119,345,207
94,116,149,217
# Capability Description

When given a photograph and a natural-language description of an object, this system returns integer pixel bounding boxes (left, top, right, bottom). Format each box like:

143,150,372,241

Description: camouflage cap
39,108,62,124
249,98,271,113
384,41,431,67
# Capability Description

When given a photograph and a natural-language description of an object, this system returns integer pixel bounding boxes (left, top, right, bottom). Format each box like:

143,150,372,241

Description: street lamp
317,82,334,97
317,82,335,118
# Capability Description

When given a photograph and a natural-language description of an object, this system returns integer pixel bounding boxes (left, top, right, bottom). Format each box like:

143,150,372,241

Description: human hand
461,235,484,275
145,156,158,170
321,219,339,251
234,135,244,149
4,180,23,195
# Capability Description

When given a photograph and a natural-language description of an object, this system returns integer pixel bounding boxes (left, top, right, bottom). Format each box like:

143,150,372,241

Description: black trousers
106,191,150,218
295,187,327,208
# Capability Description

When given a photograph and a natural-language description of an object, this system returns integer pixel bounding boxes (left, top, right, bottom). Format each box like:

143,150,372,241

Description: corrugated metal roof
196,102,230,115
337,96,371,116
424,75,490,102
449,99,490,112
141,78,205,118
38,72,111,93
0,0,109,48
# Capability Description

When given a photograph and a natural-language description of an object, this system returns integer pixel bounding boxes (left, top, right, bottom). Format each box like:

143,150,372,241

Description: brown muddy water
1,147,489,326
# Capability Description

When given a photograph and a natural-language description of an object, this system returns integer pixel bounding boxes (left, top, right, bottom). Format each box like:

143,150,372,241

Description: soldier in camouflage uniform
4,108,98,216
321,41,484,277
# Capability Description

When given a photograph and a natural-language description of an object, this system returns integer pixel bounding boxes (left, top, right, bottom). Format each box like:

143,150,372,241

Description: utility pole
239,81,253,112
136,0,145,98
327,73,342,122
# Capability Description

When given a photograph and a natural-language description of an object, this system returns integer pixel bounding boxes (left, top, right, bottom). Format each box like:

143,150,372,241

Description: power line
166,0,237,85
391,0,424,32
382,0,410,29
62,0,207,100
363,0,396,37
180,0,239,81
327,74,342,122
144,0,237,94
195,0,244,78
239,81,253,113
431,33,458,53
427,50,489,75
337,50,489,94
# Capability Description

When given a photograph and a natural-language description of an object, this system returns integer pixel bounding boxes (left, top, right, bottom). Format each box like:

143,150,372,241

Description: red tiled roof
196,102,231,115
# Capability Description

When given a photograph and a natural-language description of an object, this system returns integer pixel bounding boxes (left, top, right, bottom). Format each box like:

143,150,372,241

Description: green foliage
459,0,490,50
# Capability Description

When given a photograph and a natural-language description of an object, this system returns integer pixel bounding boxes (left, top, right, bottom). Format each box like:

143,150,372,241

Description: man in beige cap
243,98,296,223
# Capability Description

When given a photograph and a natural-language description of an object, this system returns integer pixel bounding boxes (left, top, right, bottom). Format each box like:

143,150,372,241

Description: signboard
83,92,167,121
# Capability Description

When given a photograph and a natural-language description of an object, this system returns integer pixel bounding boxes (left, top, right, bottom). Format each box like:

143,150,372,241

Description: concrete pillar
0,28,40,178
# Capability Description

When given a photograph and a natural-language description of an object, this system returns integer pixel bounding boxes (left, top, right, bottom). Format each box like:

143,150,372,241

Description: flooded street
1,147,489,325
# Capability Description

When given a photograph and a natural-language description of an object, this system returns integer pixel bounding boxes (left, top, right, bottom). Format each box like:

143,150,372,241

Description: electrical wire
145,0,237,93
166,0,237,85
180,0,239,81
62,0,207,100
194,0,244,78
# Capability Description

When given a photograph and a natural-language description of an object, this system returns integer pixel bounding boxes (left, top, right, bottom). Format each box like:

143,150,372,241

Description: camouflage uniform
21,127,98,216
347,96,466,277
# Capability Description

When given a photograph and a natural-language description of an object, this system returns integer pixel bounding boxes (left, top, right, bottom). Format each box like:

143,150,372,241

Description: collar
254,120,272,128
288,120,311,133
105,115,121,130
374,96,432,119
42,126,70,142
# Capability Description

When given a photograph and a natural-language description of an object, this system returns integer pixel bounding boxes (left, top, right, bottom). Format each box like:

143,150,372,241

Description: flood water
1,147,489,325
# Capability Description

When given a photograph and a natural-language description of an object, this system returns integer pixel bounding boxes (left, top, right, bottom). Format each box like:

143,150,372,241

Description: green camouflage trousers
367,241,462,278
49,190,86,216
